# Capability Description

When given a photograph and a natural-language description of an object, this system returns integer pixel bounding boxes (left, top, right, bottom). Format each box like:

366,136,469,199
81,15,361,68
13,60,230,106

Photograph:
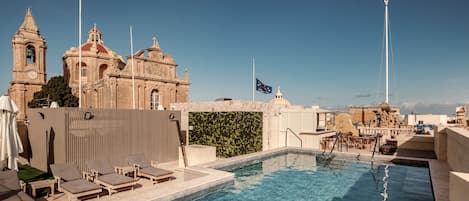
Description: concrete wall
172,101,332,151
435,127,469,201
172,101,294,151
396,135,434,151
405,114,448,126
26,108,180,172
445,128,469,173
449,172,469,201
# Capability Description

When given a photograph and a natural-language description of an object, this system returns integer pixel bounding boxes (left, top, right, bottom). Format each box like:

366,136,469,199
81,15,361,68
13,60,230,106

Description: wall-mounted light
84,111,94,120
38,112,45,119
169,113,175,120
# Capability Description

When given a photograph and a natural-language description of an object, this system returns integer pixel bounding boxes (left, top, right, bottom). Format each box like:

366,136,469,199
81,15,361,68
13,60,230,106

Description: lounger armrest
19,180,26,192
83,171,95,181
54,176,62,190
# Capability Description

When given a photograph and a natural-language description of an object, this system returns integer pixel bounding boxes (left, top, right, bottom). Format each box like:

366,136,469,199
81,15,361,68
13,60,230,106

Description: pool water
196,153,433,201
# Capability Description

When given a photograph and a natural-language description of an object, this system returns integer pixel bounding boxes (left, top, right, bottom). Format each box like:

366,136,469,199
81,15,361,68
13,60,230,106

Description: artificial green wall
188,112,263,158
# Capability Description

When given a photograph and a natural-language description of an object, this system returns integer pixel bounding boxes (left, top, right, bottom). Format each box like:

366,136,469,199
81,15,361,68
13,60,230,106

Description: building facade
8,8,47,120
349,102,401,128
63,24,189,110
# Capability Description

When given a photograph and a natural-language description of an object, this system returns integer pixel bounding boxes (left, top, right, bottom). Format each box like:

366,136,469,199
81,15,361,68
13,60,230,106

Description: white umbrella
0,96,24,171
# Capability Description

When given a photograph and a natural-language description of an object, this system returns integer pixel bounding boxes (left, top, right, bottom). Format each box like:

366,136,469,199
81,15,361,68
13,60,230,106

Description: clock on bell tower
8,8,47,120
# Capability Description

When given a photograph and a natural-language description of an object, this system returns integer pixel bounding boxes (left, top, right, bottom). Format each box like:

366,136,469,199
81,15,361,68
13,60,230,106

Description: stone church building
8,9,190,120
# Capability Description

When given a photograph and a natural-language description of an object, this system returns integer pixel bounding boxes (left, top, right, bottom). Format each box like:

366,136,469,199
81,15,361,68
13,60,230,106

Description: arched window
99,64,107,79
150,89,159,110
26,45,36,64
75,62,87,80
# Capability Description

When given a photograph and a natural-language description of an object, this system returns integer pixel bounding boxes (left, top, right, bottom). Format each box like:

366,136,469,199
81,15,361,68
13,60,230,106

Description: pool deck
45,161,234,201
44,147,445,201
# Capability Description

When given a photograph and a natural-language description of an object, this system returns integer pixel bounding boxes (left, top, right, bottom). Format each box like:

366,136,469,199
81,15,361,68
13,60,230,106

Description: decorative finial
152,36,160,48
93,23,97,30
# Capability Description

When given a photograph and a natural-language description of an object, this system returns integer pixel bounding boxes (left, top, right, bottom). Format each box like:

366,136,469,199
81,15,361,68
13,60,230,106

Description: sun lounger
50,163,102,200
86,160,138,195
126,154,174,184
0,170,34,201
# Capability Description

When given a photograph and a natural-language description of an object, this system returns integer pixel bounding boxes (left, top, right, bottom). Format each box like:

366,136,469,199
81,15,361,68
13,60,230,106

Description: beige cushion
50,163,82,181
140,167,173,178
87,160,115,175
61,179,101,194
127,154,151,168
1,191,34,201
98,173,135,186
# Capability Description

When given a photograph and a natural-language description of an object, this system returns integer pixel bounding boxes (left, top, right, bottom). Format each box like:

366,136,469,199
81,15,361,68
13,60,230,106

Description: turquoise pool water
196,153,433,201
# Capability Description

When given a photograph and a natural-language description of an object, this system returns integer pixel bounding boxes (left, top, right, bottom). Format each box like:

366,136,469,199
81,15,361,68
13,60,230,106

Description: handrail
172,118,188,167
370,133,381,165
284,128,303,148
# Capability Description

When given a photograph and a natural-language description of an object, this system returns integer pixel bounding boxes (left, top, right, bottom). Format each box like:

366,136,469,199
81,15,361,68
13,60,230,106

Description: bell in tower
8,8,47,120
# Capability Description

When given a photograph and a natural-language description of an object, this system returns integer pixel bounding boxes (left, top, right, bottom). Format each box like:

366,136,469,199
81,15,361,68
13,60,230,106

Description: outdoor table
28,179,55,198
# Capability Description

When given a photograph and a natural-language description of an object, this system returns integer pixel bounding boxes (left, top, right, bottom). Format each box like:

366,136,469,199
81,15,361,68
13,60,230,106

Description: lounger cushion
98,173,135,186
0,171,21,194
127,154,151,168
87,160,115,175
0,171,33,201
1,191,34,201
50,163,82,181
61,179,101,194
140,167,173,178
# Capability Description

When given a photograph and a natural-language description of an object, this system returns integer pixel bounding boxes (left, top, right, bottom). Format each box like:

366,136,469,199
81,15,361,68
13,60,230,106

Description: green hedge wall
189,112,263,158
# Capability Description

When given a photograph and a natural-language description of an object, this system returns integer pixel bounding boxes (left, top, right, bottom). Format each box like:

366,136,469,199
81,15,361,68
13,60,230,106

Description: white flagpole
252,57,255,101
384,0,389,104
78,0,82,108
130,26,136,109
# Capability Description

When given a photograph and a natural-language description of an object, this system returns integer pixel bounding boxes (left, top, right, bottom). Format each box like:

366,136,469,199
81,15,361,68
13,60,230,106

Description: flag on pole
256,78,272,94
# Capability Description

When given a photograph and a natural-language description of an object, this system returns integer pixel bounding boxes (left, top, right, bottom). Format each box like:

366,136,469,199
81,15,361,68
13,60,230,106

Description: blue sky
1,0,468,114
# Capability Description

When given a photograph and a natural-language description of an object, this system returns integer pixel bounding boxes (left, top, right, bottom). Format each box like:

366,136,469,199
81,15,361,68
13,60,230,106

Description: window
99,64,107,79
150,90,159,110
26,45,36,64
75,62,87,80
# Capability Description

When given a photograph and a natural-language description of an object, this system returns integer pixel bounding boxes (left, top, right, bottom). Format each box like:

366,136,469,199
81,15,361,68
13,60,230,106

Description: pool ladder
322,132,342,160
370,133,381,166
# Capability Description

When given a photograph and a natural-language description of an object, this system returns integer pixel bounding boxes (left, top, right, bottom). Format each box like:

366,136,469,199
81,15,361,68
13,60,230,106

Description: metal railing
358,127,415,137
284,128,303,148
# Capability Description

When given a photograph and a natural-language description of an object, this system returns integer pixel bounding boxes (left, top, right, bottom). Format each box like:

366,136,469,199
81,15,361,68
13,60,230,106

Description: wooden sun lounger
126,154,174,184
50,163,102,201
0,170,34,201
86,160,138,196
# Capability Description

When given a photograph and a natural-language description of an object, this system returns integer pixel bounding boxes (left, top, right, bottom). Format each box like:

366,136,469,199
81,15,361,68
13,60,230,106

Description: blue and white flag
256,78,272,94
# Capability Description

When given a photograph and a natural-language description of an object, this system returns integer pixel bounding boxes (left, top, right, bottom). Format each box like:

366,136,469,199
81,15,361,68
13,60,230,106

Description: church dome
79,24,110,55
379,102,391,112
270,87,290,105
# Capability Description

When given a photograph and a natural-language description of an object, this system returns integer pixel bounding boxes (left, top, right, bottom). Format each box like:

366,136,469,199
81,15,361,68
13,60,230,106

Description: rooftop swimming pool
194,153,433,201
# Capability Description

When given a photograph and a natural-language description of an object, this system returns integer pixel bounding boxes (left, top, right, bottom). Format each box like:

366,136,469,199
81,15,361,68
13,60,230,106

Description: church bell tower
8,8,47,120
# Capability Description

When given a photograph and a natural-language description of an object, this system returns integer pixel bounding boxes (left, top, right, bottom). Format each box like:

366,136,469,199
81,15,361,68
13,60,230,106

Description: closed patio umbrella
0,96,24,171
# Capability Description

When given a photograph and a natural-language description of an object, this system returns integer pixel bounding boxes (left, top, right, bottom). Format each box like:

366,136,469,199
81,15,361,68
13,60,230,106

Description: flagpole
78,0,82,108
252,57,255,101
130,26,136,109
384,0,389,104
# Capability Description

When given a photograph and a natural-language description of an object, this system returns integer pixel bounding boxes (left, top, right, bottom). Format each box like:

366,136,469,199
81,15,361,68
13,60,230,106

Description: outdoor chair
50,163,102,201
0,170,34,201
126,154,174,184
86,160,138,196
